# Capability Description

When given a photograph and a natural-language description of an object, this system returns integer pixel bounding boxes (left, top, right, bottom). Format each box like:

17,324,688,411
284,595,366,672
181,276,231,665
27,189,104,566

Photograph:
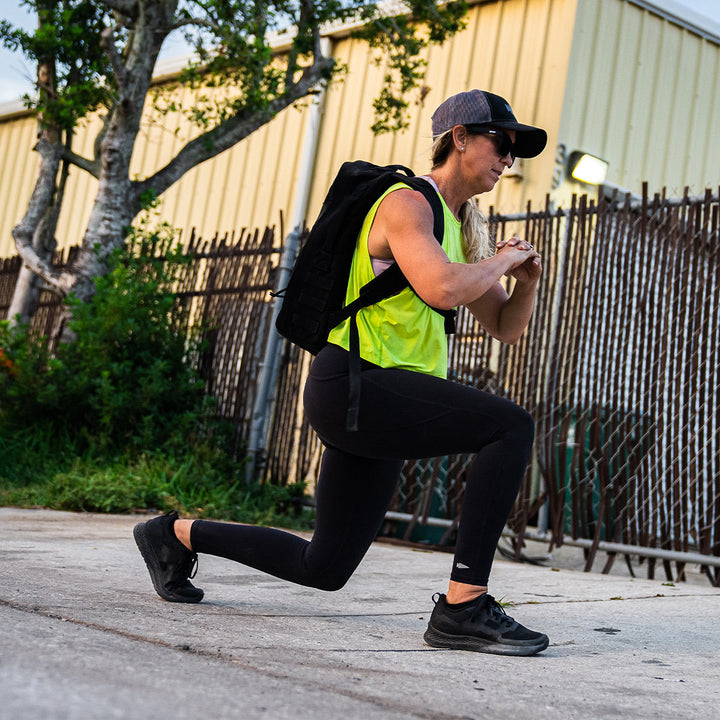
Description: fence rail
264,187,720,584
1,186,718,584
0,228,278,450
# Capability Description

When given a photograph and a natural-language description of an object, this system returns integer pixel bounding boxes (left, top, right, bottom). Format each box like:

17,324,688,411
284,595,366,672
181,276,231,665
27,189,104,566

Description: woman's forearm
495,278,539,345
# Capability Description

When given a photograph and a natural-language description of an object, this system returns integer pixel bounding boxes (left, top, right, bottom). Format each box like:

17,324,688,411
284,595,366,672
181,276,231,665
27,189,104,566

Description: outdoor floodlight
568,151,609,185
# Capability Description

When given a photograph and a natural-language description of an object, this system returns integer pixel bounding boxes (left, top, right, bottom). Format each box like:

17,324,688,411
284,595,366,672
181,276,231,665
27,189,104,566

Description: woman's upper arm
371,188,515,312
370,189,456,308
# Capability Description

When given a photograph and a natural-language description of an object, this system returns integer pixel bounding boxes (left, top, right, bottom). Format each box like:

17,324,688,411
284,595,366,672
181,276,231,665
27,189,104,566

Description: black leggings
192,344,534,589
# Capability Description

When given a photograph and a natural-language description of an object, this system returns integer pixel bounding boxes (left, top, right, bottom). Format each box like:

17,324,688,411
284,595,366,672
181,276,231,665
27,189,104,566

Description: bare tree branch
136,55,334,200
286,2,309,88
170,16,221,32
100,27,128,90
98,0,137,16
61,147,100,177
310,5,323,58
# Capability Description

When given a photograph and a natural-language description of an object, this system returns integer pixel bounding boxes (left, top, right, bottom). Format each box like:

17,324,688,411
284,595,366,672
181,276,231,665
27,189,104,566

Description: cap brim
486,121,547,158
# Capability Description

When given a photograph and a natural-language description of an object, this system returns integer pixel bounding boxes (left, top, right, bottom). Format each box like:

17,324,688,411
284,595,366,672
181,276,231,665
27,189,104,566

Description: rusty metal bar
383,512,720,569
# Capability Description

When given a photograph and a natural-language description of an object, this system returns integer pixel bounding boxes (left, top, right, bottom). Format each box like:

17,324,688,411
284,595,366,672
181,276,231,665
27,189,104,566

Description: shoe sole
423,626,549,656
133,522,204,604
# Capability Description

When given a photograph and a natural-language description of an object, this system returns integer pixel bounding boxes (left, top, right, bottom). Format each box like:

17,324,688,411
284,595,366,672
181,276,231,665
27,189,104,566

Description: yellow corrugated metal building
0,0,718,258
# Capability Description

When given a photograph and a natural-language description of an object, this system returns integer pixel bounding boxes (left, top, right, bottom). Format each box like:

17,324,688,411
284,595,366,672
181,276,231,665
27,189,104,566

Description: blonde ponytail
431,130,493,264
459,197,492,263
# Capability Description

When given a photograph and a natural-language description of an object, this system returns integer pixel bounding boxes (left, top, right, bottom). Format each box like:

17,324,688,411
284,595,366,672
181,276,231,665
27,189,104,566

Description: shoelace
173,550,199,584
471,594,515,628
188,553,199,579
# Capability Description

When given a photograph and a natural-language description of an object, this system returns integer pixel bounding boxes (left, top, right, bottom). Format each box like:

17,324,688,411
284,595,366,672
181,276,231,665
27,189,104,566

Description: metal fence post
245,226,303,483
243,54,329,483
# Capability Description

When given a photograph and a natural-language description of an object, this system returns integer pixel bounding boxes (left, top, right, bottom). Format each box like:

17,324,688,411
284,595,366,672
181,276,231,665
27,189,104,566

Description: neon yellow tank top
327,182,466,377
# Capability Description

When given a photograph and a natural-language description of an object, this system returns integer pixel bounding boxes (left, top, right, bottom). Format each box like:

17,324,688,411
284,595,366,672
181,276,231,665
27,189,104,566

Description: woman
134,89,550,656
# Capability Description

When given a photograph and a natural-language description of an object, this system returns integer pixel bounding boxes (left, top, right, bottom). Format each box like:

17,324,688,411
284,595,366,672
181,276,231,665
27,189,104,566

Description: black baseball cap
431,89,547,158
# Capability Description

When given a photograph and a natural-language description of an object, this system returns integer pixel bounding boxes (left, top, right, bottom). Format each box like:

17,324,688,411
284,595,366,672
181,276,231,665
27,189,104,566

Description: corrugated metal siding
0,115,40,258
131,88,311,239
556,0,720,200
309,0,577,220
0,0,578,258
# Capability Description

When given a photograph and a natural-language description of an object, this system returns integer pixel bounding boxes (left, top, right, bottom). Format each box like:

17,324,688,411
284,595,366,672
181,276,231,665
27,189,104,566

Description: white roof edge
626,0,720,43
0,99,29,120
3,0,719,120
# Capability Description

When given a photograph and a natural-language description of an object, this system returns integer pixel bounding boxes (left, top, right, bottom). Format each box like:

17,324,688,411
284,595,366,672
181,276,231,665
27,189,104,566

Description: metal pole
245,227,303,483
245,43,330,483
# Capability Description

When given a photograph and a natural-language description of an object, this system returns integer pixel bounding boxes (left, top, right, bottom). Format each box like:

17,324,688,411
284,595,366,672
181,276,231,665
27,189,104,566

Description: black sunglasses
464,125,516,163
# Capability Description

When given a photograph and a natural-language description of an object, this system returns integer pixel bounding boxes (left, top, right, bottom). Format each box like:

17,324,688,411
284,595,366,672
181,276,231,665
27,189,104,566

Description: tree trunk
8,265,50,325
11,3,172,342
9,0,333,340
7,8,64,326
7,132,65,324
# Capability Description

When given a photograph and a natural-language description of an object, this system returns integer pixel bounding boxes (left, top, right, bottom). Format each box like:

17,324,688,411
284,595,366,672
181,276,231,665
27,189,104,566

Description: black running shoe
424,593,548,656
133,511,204,603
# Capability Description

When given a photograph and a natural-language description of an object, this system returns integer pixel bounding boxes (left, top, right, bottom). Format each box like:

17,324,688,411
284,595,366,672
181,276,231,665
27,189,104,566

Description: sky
0,0,190,105
1,0,720,104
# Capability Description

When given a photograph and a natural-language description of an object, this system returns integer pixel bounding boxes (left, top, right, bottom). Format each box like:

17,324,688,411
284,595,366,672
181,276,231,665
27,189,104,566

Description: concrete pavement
1,507,719,720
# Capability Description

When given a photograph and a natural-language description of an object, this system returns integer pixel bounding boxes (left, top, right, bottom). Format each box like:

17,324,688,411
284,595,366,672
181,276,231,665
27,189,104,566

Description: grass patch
0,430,314,530
0,225,314,531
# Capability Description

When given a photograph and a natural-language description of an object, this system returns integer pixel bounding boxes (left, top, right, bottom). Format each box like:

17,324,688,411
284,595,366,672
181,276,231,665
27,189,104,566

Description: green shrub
58,224,210,449
0,319,59,429
0,217,313,529
1,219,209,450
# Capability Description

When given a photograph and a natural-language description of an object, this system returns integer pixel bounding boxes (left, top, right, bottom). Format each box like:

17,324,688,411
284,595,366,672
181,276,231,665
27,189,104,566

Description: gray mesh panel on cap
431,90,491,137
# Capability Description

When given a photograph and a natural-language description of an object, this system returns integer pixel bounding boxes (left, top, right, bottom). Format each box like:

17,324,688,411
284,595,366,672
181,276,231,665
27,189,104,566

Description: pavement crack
0,596,475,720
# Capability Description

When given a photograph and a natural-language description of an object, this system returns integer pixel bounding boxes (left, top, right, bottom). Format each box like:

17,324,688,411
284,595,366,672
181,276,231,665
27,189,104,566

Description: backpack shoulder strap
402,176,445,243
339,176,457,431
329,176,446,328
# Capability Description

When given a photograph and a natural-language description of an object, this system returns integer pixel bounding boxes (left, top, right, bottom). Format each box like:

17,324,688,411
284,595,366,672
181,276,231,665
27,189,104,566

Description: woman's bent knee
516,406,535,442
307,571,351,592
494,401,535,445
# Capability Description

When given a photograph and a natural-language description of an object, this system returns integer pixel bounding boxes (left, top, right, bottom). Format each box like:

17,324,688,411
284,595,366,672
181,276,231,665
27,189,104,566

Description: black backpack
274,160,455,430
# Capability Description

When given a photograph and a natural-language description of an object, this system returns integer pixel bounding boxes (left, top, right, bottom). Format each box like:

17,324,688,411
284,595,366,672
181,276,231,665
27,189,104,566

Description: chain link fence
2,186,718,583
265,187,720,584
